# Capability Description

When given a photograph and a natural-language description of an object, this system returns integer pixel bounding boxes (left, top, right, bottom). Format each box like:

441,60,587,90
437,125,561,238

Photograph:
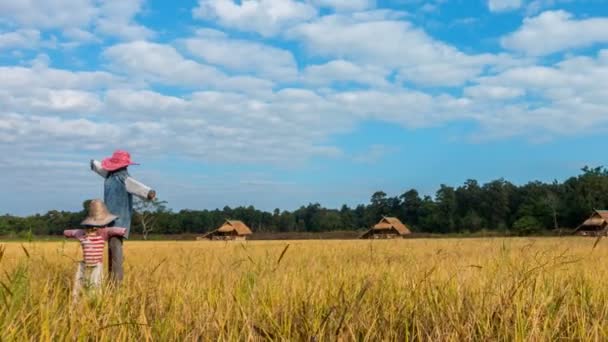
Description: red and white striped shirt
80,234,105,265
64,228,127,267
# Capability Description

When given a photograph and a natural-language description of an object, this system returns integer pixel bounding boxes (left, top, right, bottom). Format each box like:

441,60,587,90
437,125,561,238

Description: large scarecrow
91,150,156,283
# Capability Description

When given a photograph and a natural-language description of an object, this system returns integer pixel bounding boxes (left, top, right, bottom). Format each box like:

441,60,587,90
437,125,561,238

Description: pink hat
101,150,139,171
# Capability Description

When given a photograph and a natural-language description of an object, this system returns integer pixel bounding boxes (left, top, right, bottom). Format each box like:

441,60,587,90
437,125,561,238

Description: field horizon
0,227,578,243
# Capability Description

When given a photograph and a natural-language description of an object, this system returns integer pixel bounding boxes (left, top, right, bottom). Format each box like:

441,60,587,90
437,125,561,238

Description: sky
1,0,608,216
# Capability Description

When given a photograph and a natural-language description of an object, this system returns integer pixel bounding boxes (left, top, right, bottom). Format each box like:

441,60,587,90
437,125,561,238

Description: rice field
1,237,608,341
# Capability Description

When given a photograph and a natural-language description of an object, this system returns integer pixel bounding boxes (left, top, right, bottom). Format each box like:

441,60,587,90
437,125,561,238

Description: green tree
318,210,342,231
513,216,542,236
340,205,357,230
481,179,514,231
400,189,422,228
366,191,389,226
418,196,440,233
455,179,485,231
435,185,457,233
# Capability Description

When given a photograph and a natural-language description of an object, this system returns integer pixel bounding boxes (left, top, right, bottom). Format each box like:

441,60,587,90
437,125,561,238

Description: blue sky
1,0,608,215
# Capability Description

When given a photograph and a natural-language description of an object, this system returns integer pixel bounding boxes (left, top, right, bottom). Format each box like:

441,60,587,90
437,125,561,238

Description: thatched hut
575,210,608,236
360,216,411,239
199,220,253,241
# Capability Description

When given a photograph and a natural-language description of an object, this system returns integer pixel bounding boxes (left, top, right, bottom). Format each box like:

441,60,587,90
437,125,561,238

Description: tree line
2,167,608,237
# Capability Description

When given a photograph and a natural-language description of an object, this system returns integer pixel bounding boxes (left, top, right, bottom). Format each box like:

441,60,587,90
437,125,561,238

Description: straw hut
199,220,253,241
360,216,411,239
575,210,608,236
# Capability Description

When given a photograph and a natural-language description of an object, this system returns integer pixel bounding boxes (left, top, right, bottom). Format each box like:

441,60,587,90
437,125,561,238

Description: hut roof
580,210,608,227
216,220,253,235
199,220,253,239
596,210,608,221
372,217,411,235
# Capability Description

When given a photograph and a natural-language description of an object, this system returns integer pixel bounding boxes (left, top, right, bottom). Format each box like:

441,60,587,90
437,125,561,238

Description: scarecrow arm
64,229,85,239
99,227,127,240
126,177,155,200
90,160,108,178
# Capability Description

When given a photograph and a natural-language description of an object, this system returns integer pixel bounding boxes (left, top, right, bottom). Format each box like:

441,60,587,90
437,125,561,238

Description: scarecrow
64,199,126,301
91,150,156,283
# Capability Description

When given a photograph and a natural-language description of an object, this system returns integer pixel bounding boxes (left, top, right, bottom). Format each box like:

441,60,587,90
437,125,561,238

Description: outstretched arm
126,177,156,200
90,160,108,178
64,229,85,239
99,227,127,240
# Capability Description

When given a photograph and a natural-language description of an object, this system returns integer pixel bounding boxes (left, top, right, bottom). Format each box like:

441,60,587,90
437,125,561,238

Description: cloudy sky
1,0,607,215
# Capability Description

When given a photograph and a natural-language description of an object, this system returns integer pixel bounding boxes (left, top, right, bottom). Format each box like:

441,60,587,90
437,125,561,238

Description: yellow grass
1,238,608,340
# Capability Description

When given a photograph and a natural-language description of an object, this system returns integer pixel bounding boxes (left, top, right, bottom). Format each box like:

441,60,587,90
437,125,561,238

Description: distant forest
2,167,608,237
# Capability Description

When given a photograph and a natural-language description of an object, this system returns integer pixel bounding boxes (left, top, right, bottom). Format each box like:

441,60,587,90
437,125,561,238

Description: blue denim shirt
104,169,133,238
91,160,154,239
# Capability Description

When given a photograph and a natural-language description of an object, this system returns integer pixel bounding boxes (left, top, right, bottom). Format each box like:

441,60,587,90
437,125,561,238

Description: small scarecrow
64,199,126,302
90,150,156,284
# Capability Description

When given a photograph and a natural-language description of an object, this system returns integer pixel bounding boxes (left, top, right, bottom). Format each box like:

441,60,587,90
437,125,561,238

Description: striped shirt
80,234,105,266
64,227,127,267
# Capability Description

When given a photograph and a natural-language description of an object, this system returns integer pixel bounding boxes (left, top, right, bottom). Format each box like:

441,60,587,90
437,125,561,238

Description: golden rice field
1,237,608,341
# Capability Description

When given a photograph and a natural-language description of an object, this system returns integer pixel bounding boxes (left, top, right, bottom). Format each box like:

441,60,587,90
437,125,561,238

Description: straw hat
101,150,139,171
81,199,118,227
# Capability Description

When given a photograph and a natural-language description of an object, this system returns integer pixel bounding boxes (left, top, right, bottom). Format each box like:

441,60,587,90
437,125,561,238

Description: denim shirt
104,169,133,238
91,160,154,239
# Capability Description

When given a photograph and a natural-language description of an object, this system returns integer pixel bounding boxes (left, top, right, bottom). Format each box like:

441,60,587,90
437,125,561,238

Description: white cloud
1,6,604,159
33,89,102,113
104,89,188,118
193,0,318,36
0,29,40,50
0,66,474,168
28,54,51,68
0,113,122,147
288,12,505,86
0,0,152,42
309,0,375,12
104,40,210,84
464,85,524,100
0,65,119,90
62,28,99,44
3,47,608,214
301,60,389,87
525,0,571,16
502,11,608,56
329,89,472,128
397,62,482,87
0,64,120,121
183,30,298,81
467,50,608,137
95,0,154,40
480,51,608,93
103,40,275,94
102,88,351,163
0,0,98,29
1,88,102,117
487,0,522,12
